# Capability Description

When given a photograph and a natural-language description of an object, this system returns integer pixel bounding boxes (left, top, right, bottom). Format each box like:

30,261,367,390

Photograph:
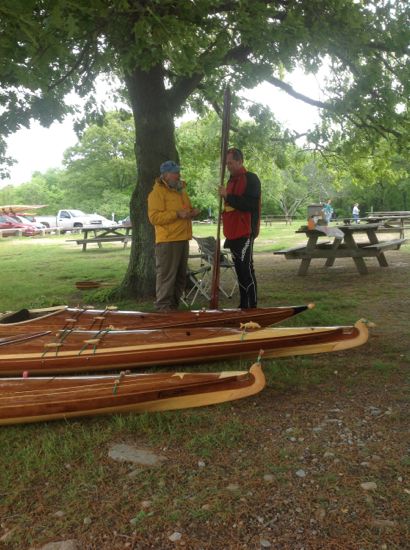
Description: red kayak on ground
0,304,314,332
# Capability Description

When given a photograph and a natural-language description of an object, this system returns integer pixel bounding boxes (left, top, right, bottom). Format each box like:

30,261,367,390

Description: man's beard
168,179,183,191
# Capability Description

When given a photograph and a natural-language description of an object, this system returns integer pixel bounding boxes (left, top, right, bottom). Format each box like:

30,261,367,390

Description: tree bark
119,64,179,298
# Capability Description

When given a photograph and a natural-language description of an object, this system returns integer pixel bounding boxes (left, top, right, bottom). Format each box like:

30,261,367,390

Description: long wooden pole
209,86,231,309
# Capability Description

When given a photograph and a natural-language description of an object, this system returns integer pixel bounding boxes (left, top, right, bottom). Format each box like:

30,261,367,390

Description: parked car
94,215,119,227
7,214,46,230
118,215,131,225
0,215,41,236
35,210,118,231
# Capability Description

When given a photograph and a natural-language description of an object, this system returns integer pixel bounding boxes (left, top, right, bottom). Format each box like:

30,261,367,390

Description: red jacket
222,168,261,240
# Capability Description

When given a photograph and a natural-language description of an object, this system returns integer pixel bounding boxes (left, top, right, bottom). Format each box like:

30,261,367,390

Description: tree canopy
1,0,409,297
2,110,408,224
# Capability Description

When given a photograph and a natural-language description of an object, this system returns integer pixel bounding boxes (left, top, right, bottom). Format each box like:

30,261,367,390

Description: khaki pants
155,240,189,311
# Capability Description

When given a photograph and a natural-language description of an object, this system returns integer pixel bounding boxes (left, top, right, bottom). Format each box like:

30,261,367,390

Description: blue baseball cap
160,160,180,174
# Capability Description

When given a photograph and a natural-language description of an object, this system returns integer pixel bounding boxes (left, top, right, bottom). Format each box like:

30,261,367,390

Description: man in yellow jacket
148,160,200,311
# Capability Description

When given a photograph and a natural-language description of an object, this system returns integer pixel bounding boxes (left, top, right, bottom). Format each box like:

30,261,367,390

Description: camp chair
181,265,211,307
192,236,238,299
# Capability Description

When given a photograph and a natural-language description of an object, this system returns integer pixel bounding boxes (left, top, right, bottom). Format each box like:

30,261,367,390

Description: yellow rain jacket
148,177,193,243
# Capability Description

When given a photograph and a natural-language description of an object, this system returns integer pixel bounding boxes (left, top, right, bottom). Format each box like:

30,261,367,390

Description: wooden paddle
209,86,231,309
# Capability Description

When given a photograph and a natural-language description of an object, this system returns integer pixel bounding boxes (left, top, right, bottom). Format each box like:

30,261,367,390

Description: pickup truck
35,210,117,231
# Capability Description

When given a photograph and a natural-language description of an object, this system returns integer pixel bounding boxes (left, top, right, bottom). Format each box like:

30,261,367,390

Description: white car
93,214,119,227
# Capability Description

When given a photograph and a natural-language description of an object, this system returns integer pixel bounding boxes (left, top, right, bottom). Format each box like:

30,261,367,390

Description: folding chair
181,265,211,307
193,236,238,299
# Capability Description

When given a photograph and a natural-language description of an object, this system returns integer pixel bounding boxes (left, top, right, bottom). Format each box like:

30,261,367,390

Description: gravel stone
109,444,167,466
371,519,397,528
360,482,377,491
169,532,182,542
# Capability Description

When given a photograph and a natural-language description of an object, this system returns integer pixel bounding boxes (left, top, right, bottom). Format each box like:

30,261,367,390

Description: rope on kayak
42,342,63,357
58,328,74,342
89,306,118,330
78,328,111,355
257,349,264,363
63,318,78,330
112,370,129,395
240,321,262,340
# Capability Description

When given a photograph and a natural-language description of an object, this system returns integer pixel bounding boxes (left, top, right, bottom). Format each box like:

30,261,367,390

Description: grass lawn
0,221,304,312
0,223,409,549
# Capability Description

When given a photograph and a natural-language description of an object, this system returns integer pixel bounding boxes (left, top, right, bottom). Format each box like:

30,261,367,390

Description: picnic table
67,224,132,251
366,214,410,239
261,215,293,226
342,212,410,239
274,223,407,275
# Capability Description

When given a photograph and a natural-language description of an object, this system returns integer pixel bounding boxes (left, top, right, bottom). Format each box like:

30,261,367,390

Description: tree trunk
119,65,179,299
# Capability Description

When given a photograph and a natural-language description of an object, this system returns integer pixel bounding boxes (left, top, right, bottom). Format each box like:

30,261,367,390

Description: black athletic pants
226,236,257,309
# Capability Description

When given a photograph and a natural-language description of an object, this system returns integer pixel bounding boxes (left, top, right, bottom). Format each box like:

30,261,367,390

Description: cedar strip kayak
0,321,369,375
0,362,265,425
0,304,314,332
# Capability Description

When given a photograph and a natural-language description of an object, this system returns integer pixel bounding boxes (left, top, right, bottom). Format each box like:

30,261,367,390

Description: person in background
352,202,360,223
322,199,334,224
148,160,200,311
218,148,261,309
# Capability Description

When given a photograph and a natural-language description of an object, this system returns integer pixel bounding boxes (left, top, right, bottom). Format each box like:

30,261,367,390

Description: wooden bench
276,238,406,259
362,238,407,251
274,241,331,256
262,215,293,226
67,235,131,251
74,236,130,244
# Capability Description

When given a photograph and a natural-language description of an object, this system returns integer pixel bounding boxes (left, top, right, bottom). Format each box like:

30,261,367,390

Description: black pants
226,236,257,309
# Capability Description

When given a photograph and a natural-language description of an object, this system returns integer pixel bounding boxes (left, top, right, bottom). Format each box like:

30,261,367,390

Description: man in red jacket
219,148,261,309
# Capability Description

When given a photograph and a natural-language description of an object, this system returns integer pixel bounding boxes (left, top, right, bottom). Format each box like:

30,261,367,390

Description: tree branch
47,41,93,91
265,75,330,109
168,42,253,112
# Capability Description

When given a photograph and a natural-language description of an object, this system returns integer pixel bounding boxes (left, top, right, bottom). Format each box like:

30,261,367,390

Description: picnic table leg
366,229,389,267
376,254,389,267
297,235,317,276
123,228,131,248
95,229,103,249
298,258,311,276
325,237,343,267
343,232,368,275
82,230,88,252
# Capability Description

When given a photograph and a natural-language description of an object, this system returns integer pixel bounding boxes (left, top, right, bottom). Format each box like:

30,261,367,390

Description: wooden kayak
0,321,369,375
0,304,314,332
0,362,265,425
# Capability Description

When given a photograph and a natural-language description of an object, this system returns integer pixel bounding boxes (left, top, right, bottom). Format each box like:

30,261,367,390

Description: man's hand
177,209,190,219
177,208,200,219
218,186,227,198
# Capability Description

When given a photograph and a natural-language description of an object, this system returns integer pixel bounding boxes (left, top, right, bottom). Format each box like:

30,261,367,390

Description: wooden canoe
0,321,369,375
0,304,314,333
0,362,265,425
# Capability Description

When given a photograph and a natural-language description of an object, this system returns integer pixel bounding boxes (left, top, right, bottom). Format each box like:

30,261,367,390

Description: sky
2,70,323,188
